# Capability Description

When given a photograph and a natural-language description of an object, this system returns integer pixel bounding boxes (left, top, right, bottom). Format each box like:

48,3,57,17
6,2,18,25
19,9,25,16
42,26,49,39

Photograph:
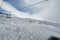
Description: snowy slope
0,13,60,40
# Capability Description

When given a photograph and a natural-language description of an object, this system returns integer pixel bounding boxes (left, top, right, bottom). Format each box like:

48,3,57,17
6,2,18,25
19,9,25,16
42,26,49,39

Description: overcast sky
0,0,60,23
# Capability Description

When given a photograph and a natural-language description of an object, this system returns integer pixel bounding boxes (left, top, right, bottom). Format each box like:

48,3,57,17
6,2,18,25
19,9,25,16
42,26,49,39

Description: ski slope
0,13,60,40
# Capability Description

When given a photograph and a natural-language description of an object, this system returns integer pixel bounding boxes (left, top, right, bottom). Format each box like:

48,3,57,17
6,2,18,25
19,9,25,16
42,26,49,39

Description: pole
0,0,4,9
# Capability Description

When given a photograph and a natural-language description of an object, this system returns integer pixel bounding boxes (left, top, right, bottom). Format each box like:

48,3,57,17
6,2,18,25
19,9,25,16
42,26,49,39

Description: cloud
1,0,60,23
1,1,43,20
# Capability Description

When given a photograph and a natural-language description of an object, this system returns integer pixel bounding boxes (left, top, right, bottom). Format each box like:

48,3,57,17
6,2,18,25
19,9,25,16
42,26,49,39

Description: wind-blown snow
0,1,43,20
0,14,60,40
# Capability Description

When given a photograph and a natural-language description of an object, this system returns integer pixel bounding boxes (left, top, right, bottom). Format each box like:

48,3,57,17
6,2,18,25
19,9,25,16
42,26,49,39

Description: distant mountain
1,0,60,23
0,13,60,40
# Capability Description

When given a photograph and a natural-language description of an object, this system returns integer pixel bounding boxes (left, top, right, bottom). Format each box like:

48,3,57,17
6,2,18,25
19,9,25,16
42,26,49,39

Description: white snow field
0,13,60,40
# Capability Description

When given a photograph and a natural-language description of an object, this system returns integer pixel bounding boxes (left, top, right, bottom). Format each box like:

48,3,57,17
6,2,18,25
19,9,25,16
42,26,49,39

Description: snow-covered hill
0,13,60,40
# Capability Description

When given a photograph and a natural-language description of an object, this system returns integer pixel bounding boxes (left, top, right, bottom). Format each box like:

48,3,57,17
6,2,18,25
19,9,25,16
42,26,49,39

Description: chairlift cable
21,0,48,9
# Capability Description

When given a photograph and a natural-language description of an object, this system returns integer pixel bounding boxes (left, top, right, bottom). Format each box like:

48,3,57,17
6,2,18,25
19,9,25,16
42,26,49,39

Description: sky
0,0,60,23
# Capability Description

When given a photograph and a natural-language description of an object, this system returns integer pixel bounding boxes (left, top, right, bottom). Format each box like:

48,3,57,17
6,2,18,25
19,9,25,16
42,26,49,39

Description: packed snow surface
0,14,60,40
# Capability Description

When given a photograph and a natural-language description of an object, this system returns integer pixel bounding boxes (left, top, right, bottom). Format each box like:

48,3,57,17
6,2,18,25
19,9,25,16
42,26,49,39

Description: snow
0,14,60,40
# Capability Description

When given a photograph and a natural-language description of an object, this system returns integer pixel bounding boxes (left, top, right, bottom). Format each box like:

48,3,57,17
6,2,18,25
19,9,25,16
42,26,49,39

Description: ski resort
0,0,60,40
